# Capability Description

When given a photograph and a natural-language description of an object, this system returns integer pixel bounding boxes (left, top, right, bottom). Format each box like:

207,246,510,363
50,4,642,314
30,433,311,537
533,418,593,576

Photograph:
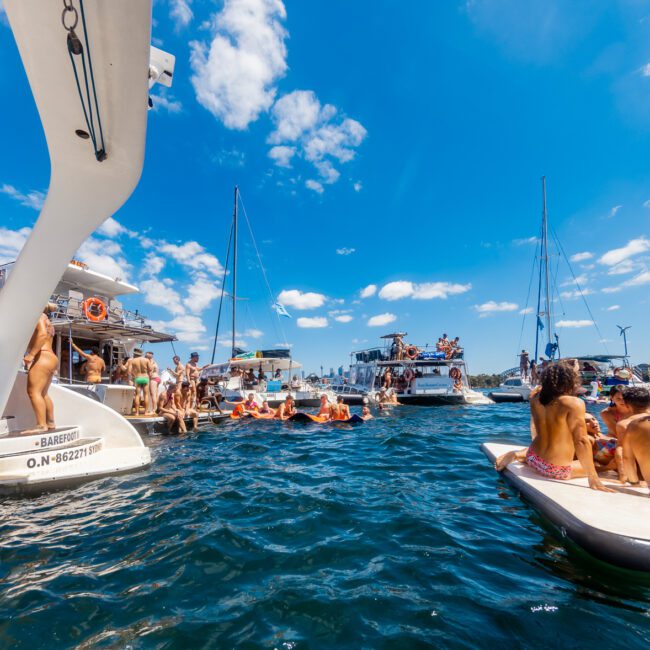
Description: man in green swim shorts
127,351,153,416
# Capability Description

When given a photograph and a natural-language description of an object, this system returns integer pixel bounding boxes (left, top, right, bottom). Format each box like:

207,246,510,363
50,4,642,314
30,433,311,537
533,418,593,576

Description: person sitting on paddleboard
336,396,351,420
275,395,296,420
244,393,259,413
259,400,275,416
317,394,332,419
496,361,612,491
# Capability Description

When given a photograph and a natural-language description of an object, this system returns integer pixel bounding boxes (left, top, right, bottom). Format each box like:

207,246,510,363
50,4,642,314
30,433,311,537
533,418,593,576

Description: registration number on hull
26,442,102,469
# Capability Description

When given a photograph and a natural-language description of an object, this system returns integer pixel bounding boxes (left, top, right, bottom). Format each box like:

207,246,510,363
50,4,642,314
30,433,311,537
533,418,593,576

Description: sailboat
491,177,648,403
200,187,335,407
0,1,174,492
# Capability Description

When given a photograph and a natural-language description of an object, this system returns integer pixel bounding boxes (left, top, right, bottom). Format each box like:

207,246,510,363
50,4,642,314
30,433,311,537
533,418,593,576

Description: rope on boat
61,0,107,162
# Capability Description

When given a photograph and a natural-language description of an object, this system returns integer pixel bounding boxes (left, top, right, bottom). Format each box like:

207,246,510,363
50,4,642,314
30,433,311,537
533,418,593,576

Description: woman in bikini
336,396,351,420
600,385,631,435
157,384,187,433
317,394,332,419
23,304,59,433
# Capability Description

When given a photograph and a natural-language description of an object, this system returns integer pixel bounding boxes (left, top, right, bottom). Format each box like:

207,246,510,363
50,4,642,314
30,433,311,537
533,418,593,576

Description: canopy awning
201,357,302,376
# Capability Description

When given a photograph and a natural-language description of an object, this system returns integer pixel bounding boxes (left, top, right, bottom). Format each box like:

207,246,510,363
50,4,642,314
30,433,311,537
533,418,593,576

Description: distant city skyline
1,0,649,374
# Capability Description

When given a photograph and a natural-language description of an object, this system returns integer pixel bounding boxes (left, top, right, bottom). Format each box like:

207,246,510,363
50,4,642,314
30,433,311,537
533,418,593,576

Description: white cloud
379,280,471,301
336,247,356,256
644,199,650,208
268,145,295,167
607,259,640,276
76,237,131,281
0,226,30,263
556,319,594,328
151,93,183,113
602,286,621,294
609,205,622,218
367,312,397,327
334,315,353,323
474,301,518,316
561,273,587,287
144,253,166,276
150,314,207,343
97,217,128,238
559,288,593,300
242,328,263,338
379,281,414,301
305,179,324,194
641,63,650,77
519,307,534,315
140,278,185,315
170,0,193,27
570,251,593,262
277,288,326,310
623,271,650,287
353,181,362,192
297,316,328,328
0,183,45,210
220,338,248,348
189,0,288,130
360,284,377,298
513,236,538,246
412,282,471,300
183,273,221,313
268,90,321,143
599,237,650,266
606,305,620,311
159,240,224,277
268,89,367,189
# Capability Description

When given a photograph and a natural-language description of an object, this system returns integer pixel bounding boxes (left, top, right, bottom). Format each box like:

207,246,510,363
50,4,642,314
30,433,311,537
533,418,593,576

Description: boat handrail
50,293,150,329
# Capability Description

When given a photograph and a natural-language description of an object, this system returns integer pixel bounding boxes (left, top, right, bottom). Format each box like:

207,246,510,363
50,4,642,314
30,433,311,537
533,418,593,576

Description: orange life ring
82,297,107,322
403,368,415,383
405,346,418,360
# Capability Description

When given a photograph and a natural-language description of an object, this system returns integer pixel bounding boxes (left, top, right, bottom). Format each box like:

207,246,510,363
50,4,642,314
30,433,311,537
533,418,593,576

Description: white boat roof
202,357,302,375
57,263,138,298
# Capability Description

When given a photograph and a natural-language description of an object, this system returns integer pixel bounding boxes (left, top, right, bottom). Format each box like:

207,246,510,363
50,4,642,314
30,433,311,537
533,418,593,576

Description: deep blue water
1,403,650,649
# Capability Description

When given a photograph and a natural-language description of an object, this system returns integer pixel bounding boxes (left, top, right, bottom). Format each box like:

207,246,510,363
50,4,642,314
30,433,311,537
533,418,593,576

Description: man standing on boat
146,351,160,412
128,351,153,416
71,341,105,384
519,350,530,381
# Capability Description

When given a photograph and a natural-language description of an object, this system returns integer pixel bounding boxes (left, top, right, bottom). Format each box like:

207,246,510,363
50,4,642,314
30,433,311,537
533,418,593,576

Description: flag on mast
273,302,292,318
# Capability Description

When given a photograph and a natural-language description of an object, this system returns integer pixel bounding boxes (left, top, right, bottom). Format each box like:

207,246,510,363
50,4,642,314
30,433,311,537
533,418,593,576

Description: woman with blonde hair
23,304,59,433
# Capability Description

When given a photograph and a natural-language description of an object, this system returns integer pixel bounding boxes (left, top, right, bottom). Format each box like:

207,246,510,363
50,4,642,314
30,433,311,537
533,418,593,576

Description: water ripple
1,403,649,648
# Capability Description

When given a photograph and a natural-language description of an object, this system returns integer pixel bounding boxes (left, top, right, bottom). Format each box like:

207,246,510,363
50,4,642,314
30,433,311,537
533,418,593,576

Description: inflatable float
481,442,650,572
289,412,365,424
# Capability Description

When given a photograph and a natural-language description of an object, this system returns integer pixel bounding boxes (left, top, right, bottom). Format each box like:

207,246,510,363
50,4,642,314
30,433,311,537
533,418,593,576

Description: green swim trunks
135,376,150,386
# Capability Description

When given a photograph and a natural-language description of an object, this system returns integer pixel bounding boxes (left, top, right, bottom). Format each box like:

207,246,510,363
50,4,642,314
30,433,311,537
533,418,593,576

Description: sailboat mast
541,176,552,346
232,185,238,358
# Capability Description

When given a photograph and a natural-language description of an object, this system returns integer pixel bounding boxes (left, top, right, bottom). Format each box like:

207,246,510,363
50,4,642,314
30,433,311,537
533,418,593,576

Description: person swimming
361,405,373,420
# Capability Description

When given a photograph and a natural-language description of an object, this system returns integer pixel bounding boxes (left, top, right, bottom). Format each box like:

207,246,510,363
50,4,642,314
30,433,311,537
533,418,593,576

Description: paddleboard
481,442,650,572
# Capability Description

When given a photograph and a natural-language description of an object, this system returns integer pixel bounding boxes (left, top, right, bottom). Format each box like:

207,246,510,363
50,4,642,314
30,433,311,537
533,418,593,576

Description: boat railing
50,293,151,330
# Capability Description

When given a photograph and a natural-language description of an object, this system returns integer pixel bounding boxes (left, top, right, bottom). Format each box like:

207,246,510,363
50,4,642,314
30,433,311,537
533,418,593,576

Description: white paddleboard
481,442,650,572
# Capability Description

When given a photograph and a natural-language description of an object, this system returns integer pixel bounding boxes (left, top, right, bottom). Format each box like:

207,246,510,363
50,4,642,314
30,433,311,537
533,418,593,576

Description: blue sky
1,0,650,374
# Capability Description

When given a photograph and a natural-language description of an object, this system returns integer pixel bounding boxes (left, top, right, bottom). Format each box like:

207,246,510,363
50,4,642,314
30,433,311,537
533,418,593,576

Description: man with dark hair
496,362,612,491
615,387,650,482
71,340,105,384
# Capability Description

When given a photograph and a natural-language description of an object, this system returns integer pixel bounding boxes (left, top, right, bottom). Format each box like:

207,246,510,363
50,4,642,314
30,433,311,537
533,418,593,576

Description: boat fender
82,296,107,322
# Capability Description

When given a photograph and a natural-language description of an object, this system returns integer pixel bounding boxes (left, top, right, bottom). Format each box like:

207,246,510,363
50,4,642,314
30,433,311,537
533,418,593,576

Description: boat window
505,378,522,386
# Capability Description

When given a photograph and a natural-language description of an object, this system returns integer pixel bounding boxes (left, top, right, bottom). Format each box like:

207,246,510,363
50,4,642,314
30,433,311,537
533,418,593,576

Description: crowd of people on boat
495,359,650,489
388,333,463,361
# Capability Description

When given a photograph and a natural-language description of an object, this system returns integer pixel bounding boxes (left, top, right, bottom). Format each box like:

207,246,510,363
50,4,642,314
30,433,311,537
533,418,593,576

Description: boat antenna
617,325,631,357
232,185,238,359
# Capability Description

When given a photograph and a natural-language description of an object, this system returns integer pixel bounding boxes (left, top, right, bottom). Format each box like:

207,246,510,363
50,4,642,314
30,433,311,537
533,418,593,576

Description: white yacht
488,376,532,403
349,334,492,406
202,354,335,408
0,1,175,492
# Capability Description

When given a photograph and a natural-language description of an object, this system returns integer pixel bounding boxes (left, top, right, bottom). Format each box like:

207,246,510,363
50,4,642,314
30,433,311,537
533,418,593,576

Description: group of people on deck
495,359,650,489
435,334,462,359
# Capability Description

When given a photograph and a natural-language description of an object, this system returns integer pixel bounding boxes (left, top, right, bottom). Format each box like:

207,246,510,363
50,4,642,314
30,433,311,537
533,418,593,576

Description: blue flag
537,316,545,331
273,302,292,318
